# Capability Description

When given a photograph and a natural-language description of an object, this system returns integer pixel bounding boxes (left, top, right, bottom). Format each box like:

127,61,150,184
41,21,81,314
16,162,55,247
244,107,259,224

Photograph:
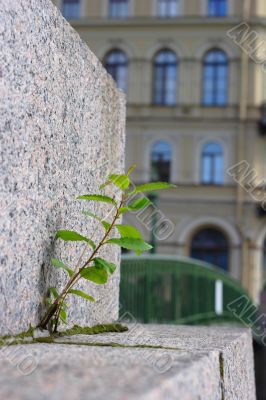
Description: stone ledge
0,325,256,400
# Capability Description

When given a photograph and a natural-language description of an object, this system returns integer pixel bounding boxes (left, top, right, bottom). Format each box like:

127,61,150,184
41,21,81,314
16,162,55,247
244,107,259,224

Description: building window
203,49,228,106
104,50,128,92
201,142,224,185
157,0,179,17
153,49,177,105
151,141,172,182
208,0,228,16
62,0,80,19
190,228,229,271
109,0,129,18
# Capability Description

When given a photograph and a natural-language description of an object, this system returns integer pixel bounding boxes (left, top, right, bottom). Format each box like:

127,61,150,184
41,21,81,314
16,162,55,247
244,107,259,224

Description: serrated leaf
127,164,137,176
82,211,111,231
81,266,108,285
51,258,74,277
50,287,59,299
93,257,116,274
59,309,67,324
55,230,96,250
107,174,130,190
130,182,176,195
115,224,142,239
101,221,111,230
107,237,152,254
77,194,117,206
82,210,102,221
69,289,95,302
118,206,130,215
127,197,151,211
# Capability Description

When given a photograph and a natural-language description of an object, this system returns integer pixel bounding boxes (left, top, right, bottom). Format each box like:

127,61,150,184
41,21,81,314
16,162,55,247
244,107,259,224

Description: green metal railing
120,254,254,327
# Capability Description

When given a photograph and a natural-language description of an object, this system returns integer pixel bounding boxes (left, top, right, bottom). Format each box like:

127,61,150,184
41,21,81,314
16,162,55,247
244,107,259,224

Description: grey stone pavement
0,324,256,400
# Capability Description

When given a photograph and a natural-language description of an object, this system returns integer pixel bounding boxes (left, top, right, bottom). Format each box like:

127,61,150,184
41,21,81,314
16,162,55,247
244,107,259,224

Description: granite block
0,325,256,400
0,0,125,335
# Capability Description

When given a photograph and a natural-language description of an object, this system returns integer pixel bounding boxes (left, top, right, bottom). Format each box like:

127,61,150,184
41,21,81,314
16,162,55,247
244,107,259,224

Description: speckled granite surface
0,325,256,400
0,0,125,335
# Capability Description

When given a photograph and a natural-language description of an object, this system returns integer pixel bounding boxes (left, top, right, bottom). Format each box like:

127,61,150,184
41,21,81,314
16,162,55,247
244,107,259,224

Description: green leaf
130,182,176,195
50,287,59,299
127,197,151,211
82,211,111,231
107,174,130,190
127,164,137,176
55,230,96,250
115,224,142,239
93,257,116,274
77,194,117,207
118,206,130,215
51,258,74,277
107,238,153,255
69,289,95,302
82,210,101,222
101,221,111,230
81,266,108,285
59,309,67,324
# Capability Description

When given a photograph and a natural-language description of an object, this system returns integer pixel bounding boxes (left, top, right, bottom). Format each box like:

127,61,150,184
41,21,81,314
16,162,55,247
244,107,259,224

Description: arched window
157,0,179,17
190,228,229,271
201,142,224,185
203,49,228,106
208,0,228,16
153,49,177,105
104,50,128,92
109,0,129,18
151,141,172,182
62,0,80,19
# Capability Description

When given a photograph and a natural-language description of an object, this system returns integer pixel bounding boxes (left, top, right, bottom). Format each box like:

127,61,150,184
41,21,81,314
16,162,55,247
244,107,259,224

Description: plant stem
39,201,123,332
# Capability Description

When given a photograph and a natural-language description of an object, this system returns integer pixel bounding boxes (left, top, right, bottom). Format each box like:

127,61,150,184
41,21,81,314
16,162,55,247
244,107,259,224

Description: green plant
39,166,176,333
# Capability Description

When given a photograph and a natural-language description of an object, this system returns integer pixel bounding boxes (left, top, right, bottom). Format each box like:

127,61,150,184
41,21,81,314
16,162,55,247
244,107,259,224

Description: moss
1,325,34,341
0,323,128,347
34,337,55,344
54,340,181,351
58,323,128,337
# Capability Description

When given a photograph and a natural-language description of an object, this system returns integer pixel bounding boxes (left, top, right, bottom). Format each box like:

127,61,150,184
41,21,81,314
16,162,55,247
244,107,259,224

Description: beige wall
53,0,266,302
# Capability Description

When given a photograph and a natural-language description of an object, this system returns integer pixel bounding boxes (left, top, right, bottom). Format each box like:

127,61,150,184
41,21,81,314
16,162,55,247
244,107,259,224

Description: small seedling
39,165,176,333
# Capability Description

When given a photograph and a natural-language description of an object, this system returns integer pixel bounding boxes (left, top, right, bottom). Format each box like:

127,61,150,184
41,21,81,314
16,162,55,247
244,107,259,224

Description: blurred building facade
53,0,266,301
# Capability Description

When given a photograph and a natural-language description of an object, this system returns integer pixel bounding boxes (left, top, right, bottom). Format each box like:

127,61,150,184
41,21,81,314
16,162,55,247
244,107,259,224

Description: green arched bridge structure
119,255,257,328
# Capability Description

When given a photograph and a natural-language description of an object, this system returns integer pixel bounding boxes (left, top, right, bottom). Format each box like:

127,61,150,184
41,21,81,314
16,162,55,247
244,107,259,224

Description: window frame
104,49,128,93
62,0,80,19
151,140,172,182
190,227,229,271
202,49,228,107
208,0,228,17
201,142,224,185
153,49,178,106
109,0,129,18
157,0,180,18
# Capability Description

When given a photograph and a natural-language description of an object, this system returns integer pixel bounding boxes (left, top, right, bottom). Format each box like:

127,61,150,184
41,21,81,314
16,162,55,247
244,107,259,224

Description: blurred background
53,0,266,398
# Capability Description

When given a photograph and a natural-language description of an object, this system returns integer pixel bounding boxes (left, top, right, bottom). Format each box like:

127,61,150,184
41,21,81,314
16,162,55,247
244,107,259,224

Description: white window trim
193,134,231,185
103,0,134,18
152,0,183,17
143,134,179,183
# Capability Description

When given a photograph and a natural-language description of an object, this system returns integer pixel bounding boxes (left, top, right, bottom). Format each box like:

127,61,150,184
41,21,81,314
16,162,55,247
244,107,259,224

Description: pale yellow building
53,0,266,302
